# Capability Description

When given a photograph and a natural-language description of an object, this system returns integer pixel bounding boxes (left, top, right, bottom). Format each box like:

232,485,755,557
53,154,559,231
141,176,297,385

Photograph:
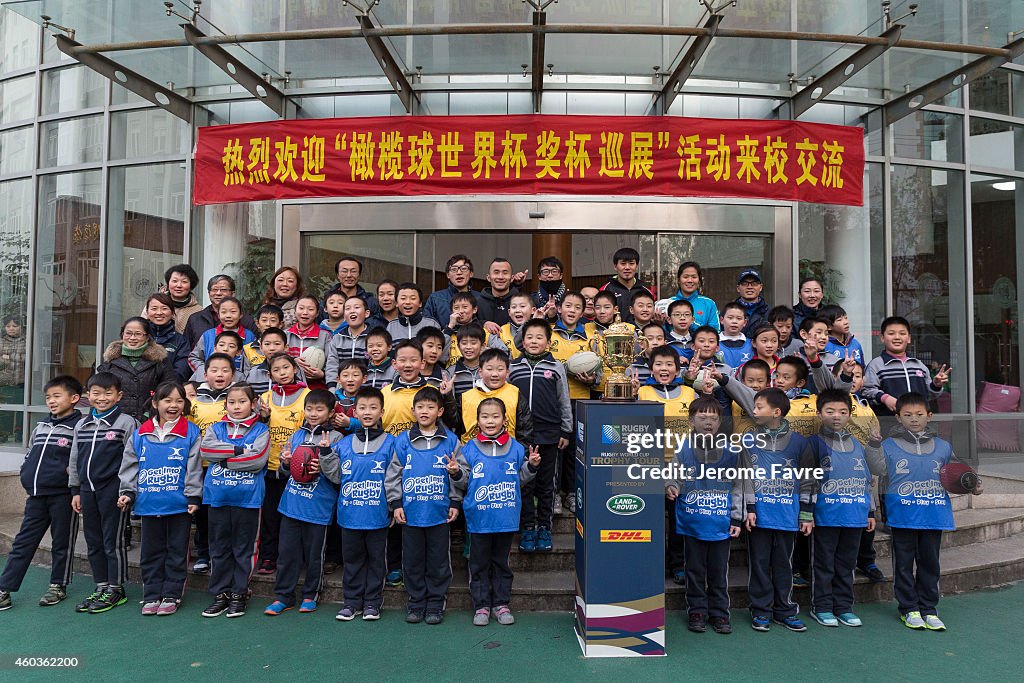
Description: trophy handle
595,333,607,358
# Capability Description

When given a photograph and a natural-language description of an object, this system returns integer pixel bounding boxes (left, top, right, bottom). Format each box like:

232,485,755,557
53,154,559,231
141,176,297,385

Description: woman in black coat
95,317,175,421
145,292,191,382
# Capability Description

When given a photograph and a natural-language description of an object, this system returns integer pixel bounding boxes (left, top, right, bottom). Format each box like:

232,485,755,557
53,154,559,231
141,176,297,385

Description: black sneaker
0,590,11,611
203,593,231,618
88,585,127,613
226,593,247,618
76,585,106,613
406,608,424,624
687,612,707,633
709,616,732,634
858,564,885,583
424,610,444,625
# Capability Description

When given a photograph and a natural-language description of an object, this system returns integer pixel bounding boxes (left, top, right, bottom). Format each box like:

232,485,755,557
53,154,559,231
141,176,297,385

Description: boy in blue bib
385,386,461,625
743,388,815,633
449,397,539,628
264,390,342,617
806,389,885,629
874,392,983,632
334,386,396,622
665,397,744,635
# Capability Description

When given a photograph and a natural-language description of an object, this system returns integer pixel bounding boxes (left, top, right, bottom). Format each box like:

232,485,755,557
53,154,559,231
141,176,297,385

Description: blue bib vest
720,339,754,369
748,433,807,531
203,421,268,509
882,438,955,531
336,433,395,530
133,422,201,517
395,431,460,527
460,439,526,534
811,435,871,527
278,430,339,525
675,445,740,541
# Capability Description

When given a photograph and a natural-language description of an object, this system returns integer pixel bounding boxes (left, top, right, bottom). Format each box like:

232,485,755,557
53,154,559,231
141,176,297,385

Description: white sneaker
565,494,576,514
552,495,563,515
923,614,946,631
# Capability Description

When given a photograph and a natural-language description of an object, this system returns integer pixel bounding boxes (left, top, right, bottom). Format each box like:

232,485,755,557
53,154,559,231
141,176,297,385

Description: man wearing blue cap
735,269,770,337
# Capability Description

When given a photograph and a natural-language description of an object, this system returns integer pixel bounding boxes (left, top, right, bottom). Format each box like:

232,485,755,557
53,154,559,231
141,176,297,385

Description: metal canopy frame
531,11,546,114
653,14,723,116
182,23,291,118
54,34,193,122
786,24,902,119
357,13,417,114
884,36,1024,125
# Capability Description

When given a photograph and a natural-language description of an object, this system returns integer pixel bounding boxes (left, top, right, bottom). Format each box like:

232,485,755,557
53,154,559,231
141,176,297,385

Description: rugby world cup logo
601,424,621,444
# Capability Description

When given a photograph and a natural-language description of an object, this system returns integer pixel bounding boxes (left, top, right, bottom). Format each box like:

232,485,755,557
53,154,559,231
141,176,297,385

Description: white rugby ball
691,368,711,394
299,346,326,370
565,351,602,375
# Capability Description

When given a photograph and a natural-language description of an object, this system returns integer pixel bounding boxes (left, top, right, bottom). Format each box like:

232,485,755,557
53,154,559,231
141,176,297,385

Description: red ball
939,462,978,494
289,444,320,484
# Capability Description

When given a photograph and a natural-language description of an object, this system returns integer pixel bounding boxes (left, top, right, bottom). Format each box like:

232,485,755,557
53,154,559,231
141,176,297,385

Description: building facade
0,2,1022,464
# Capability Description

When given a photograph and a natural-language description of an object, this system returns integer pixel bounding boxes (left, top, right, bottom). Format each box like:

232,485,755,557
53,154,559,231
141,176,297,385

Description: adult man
321,256,379,317
598,247,653,324
532,256,567,322
183,275,257,349
477,258,524,326
423,255,481,323
734,269,770,337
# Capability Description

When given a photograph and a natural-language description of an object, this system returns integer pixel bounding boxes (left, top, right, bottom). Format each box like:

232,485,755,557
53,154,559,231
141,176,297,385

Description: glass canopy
2,0,1022,109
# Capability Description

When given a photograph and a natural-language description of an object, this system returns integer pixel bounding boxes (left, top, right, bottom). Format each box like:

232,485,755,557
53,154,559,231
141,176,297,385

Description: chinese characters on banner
194,115,865,206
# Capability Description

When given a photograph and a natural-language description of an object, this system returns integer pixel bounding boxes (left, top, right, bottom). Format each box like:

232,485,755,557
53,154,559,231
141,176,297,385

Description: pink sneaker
156,598,179,616
141,601,160,616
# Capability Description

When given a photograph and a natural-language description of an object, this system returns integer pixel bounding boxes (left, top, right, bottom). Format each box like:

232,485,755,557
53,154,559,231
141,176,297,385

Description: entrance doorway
281,199,791,308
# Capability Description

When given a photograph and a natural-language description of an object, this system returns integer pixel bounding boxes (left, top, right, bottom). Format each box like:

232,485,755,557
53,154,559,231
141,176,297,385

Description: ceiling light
993,181,1016,191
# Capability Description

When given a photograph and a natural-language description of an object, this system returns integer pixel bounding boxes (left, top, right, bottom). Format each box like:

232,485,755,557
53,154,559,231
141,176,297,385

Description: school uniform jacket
508,353,572,445
386,313,441,346
188,325,257,371
365,358,397,390
200,415,271,508
441,321,508,368
69,407,139,494
325,327,369,388
21,410,83,496
285,324,332,359
118,417,204,515
861,351,943,416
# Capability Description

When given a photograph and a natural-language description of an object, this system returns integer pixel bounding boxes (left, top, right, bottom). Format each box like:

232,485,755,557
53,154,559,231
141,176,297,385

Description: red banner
194,115,864,206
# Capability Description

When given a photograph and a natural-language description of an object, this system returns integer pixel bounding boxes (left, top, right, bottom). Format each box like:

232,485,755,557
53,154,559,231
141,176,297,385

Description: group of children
0,250,980,634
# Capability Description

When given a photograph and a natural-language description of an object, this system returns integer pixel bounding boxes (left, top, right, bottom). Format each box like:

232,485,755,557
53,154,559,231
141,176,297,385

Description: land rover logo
606,494,644,516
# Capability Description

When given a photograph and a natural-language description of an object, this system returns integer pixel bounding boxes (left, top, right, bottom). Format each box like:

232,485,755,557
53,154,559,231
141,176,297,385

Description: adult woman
792,276,825,332
669,261,720,332
145,293,191,382
161,265,203,333
261,266,305,329
96,317,175,421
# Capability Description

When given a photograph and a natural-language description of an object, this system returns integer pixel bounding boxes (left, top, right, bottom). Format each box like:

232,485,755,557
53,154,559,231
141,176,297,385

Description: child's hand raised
840,352,858,376
259,400,270,419
440,376,454,396
279,445,292,466
933,364,951,387
483,321,502,335
527,445,541,468
630,366,641,393
802,339,819,362
333,412,350,429
685,354,701,380
445,452,460,475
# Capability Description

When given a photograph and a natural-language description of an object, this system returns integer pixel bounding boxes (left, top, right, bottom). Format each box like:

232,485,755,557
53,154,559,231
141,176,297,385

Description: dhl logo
599,530,651,543
576,519,584,537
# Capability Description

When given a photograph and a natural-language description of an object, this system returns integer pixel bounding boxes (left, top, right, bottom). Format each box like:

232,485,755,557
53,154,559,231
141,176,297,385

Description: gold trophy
595,315,646,401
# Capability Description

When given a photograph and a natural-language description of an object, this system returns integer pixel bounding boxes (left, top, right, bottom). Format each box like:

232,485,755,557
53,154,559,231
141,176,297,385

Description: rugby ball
289,444,320,484
939,462,979,494
691,368,712,394
565,351,602,376
299,346,326,370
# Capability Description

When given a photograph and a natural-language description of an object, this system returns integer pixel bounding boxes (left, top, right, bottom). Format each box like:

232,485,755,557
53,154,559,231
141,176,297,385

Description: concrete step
4,505,1024,612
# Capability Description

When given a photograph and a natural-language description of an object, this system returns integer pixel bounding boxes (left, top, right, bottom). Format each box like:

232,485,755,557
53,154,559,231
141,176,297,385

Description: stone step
4,507,1024,611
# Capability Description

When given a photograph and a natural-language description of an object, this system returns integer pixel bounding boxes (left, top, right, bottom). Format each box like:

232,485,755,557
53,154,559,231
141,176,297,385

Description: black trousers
208,506,261,595
402,523,452,612
258,473,288,563
746,527,797,619
325,509,342,565
557,402,578,495
468,531,514,610
890,527,943,616
139,513,191,602
858,528,877,567
341,527,388,609
683,536,731,618
192,467,209,560
811,526,862,614
79,479,129,587
0,493,77,592
793,531,811,577
521,442,558,530
666,500,685,573
387,524,403,572
275,516,328,605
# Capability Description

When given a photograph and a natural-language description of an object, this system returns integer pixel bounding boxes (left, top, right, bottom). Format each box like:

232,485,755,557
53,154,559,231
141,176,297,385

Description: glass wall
0,178,32,414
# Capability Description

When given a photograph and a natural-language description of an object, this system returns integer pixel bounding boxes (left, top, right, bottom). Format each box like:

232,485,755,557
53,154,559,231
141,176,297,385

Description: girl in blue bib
450,397,539,627
118,381,202,616
198,383,270,618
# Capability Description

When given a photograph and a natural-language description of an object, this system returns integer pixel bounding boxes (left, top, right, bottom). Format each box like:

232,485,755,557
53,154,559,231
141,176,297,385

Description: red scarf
272,381,307,398
476,429,510,447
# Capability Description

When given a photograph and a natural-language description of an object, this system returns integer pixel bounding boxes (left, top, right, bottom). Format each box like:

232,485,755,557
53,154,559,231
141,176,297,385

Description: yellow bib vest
498,323,522,360
638,384,697,462
460,383,520,443
382,385,419,436
548,329,593,399
261,389,310,472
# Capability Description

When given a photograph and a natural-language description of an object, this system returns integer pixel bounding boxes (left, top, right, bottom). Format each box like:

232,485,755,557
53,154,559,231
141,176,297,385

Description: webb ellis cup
596,315,645,401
